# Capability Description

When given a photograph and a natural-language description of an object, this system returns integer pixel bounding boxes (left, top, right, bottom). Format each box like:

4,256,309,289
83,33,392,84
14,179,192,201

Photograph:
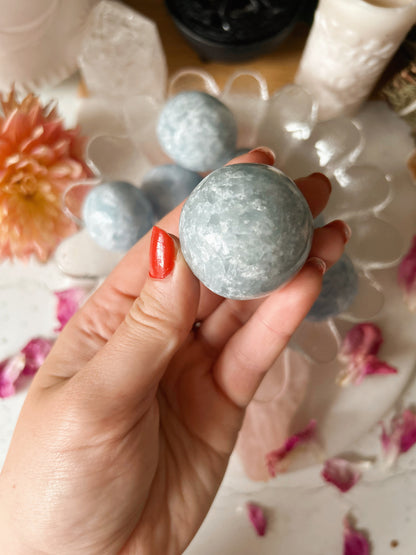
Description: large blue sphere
82,181,155,251
157,91,237,172
179,164,313,300
306,253,358,321
141,164,201,219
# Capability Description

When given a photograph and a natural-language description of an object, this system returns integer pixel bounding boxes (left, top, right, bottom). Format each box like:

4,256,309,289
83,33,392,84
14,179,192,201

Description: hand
0,149,348,554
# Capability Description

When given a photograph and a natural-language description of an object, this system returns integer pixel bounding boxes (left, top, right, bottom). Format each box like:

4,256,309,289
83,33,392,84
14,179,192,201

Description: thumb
80,226,200,406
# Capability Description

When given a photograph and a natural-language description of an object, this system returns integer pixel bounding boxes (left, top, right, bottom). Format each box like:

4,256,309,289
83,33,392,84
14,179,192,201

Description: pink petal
398,235,416,311
381,409,416,466
343,518,371,555
337,324,397,386
339,323,383,361
321,458,361,492
246,502,267,537
0,353,26,398
54,287,86,331
21,337,54,375
266,419,317,477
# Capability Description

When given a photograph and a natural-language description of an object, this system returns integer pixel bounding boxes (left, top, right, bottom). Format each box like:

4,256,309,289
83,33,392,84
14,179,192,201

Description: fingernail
306,256,327,275
326,219,352,243
249,146,276,165
308,172,332,193
149,226,176,279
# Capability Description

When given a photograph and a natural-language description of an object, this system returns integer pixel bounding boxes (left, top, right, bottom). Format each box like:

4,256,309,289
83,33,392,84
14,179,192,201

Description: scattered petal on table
343,517,371,555
246,502,268,537
321,458,361,492
21,338,54,375
0,353,25,398
398,235,416,312
381,409,416,468
54,287,87,331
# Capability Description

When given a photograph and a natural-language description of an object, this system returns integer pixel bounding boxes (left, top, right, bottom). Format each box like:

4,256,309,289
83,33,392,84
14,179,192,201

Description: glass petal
290,319,340,364
283,117,363,179
87,135,152,186
54,229,123,279
77,97,127,139
341,272,384,321
324,165,392,220
168,68,220,97
220,71,269,148
345,217,404,269
63,179,100,225
123,94,167,166
257,84,317,165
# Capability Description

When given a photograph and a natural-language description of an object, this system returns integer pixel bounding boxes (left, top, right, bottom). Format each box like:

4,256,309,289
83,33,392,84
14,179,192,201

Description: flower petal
265,419,317,477
246,502,267,537
398,235,416,312
321,458,361,492
343,517,371,555
54,287,87,331
21,337,54,376
381,409,416,467
0,353,25,398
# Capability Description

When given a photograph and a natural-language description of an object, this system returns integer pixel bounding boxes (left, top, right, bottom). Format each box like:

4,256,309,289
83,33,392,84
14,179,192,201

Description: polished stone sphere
157,91,237,172
82,181,155,251
179,163,313,299
306,253,358,321
141,164,201,219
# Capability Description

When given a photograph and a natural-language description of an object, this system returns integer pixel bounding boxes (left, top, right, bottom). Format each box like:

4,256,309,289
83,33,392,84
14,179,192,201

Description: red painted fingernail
149,226,176,279
249,146,276,165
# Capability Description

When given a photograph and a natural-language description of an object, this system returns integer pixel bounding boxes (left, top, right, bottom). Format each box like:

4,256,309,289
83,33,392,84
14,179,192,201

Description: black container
165,0,307,63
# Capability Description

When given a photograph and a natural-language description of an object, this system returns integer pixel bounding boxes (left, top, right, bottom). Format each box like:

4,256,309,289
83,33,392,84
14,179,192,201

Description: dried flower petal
398,235,416,311
0,89,92,262
21,337,54,375
54,287,86,331
381,409,416,467
266,419,317,477
321,458,361,492
246,502,267,537
337,323,397,386
0,353,25,398
343,518,371,555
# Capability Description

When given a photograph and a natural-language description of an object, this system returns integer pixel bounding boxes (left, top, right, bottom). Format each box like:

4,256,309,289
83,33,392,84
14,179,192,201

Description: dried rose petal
398,235,416,311
266,419,317,477
54,287,86,331
0,353,25,398
344,518,371,555
21,337,54,375
337,323,397,386
381,409,416,467
246,502,267,537
321,458,361,492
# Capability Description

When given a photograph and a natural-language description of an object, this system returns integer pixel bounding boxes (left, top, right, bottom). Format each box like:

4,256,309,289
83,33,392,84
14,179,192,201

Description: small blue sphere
179,163,313,300
82,181,155,252
141,164,201,219
306,253,358,321
157,91,237,172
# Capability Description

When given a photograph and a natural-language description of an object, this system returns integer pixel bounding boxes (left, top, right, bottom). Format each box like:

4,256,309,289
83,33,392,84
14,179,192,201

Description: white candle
295,0,416,120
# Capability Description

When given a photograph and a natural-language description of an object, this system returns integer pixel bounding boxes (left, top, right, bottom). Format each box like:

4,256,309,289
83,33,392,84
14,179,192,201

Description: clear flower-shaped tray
1,69,416,553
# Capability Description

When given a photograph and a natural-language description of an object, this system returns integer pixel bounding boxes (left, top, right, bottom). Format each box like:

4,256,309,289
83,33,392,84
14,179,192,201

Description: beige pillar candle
295,0,416,120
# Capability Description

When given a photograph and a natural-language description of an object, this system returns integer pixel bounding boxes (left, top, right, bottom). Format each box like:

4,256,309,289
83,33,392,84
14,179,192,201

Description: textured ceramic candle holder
295,0,416,120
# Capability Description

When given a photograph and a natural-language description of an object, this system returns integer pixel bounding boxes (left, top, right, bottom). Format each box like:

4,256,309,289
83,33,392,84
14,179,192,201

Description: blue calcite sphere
157,91,237,172
82,181,155,251
179,163,313,300
306,253,358,321
141,164,201,219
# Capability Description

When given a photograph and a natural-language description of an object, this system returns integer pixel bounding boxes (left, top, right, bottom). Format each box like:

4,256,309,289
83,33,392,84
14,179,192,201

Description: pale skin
0,149,349,554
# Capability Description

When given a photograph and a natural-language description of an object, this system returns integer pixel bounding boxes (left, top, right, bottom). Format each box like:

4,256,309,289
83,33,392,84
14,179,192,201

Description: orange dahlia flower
0,89,91,262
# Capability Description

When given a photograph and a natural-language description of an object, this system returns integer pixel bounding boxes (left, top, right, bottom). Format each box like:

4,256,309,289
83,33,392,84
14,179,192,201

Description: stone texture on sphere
179,164,313,300
141,164,201,219
306,253,358,321
82,181,155,252
79,0,167,100
157,91,237,172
